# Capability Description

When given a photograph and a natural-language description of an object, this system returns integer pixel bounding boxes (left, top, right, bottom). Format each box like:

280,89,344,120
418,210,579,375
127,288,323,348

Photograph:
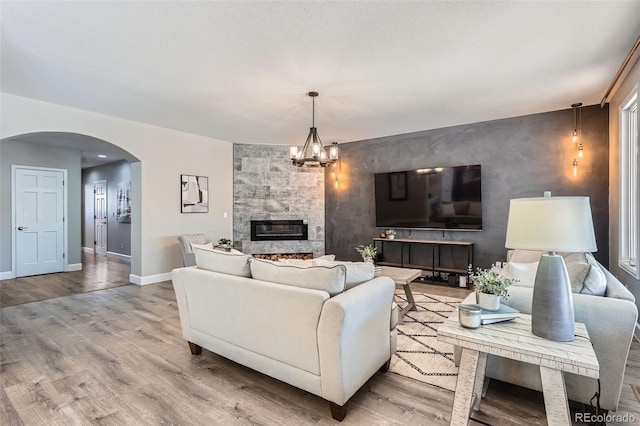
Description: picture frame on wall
181,174,209,213
116,181,131,223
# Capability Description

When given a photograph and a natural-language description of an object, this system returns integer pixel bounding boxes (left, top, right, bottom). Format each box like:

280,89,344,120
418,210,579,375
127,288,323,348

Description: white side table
437,313,599,426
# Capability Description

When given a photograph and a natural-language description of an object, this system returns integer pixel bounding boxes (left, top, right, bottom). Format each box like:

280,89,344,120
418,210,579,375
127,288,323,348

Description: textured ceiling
2,1,639,146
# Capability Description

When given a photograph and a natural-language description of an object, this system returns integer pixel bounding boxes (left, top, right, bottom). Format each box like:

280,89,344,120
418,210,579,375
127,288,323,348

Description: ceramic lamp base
532,254,575,342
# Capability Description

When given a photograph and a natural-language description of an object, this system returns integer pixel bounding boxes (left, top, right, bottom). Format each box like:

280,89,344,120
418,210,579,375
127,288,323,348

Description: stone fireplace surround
233,144,325,258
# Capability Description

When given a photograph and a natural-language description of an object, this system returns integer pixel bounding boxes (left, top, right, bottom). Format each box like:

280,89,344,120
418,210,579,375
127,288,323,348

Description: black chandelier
290,91,339,167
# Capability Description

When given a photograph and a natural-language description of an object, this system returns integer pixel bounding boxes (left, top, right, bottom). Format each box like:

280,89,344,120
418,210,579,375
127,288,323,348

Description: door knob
17,226,27,231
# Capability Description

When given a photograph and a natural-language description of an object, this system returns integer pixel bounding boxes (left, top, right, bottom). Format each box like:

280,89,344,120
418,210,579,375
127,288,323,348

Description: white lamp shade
505,196,597,252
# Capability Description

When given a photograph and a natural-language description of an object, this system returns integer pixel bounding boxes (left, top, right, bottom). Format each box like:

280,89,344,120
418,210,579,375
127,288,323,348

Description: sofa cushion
193,247,252,277
278,258,314,267
313,259,375,290
249,258,346,296
503,261,539,288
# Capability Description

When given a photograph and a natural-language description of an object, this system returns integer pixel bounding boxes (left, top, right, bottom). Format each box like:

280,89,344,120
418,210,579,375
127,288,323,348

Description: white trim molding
129,272,172,286
618,83,639,279
0,271,15,280
82,247,95,254
65,263,83,272
107,251,131,263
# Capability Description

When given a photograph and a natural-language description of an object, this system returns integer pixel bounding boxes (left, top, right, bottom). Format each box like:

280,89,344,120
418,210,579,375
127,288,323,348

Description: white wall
608,54,640,311
1,93,234,283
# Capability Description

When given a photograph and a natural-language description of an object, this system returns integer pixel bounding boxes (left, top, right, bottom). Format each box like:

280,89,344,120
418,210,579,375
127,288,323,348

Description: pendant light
290,92,339,167
571,103,583,177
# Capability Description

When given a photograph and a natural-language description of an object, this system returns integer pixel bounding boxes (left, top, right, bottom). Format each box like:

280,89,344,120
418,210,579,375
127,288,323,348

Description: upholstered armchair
177,233,209,266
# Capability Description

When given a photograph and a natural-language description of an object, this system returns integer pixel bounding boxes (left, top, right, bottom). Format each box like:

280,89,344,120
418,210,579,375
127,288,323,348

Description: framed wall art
181,174,209,213
116,180,131,223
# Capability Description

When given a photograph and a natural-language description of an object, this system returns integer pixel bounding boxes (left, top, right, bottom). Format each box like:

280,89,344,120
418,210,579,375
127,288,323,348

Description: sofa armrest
572,292,638,410
317,276,396,405
601,265,636,302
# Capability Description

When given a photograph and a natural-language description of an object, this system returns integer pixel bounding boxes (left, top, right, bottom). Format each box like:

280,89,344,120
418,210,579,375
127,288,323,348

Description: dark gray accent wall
82,160,132,256
0,140,82,271
325,105,609,269
233,144,325,256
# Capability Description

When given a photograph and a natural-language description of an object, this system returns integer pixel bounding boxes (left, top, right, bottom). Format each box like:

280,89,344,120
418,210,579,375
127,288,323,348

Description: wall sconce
571,103,583,177
332,159,341,189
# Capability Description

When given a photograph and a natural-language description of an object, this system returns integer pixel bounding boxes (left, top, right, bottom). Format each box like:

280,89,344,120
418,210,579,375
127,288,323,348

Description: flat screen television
374,164,482,230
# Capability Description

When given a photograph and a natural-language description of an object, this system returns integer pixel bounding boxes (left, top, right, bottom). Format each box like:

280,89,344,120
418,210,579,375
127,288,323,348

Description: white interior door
94,180,108,256
14,167,65,277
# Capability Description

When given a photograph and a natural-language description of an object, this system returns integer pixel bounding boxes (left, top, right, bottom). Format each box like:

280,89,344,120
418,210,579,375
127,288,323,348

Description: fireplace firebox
250,220,308,241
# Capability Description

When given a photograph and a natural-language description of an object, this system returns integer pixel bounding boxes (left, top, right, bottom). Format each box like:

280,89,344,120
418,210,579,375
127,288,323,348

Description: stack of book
481,304,519,325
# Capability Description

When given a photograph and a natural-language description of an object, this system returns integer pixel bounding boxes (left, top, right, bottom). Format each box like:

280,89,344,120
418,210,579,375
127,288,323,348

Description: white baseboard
0,271,15,280
82,247,95,254
634,323,640,343
66,263,83,272
107,251,131,263
129,272,172,286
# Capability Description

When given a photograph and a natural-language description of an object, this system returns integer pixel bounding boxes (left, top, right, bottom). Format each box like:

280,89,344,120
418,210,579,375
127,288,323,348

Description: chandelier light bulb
578,144,584,157
330,142,339,160
289,146,298,160
312,142,320,154
573,159,578,177
572,130,578,143
320,150,326,159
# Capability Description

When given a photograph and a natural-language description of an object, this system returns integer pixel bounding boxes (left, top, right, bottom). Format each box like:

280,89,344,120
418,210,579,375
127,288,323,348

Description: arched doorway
0,132,141,284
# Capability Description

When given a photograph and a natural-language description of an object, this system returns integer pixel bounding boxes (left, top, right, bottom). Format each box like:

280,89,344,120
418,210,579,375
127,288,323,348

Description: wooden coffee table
374,266,422,317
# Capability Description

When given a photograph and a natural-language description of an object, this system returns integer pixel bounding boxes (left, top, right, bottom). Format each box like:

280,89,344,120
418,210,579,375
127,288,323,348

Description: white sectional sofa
457,250,637,414
171,248,398,421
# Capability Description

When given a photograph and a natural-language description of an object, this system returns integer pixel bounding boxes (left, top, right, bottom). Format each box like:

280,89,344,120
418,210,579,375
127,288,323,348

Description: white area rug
389,290,461,392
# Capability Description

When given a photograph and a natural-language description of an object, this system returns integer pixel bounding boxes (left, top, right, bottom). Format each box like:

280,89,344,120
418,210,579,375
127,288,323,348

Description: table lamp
505,194,597,341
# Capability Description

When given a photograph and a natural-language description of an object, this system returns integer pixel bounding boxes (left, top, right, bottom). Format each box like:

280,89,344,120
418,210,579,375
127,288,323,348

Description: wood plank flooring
1,276,639,424
0,254,130,308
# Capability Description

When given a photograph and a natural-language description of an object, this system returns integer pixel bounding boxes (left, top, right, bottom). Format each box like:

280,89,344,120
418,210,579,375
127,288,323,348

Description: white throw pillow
193,247,251,277
502,261,539,288
558,253,607,296
581,253,607,296
190,242,213,252
249,258,346,296
507,250,543,263
313,259,375,290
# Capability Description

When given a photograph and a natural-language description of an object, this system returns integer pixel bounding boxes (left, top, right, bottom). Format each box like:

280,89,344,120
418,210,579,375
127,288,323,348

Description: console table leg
450,348,480,426
539,366,571,426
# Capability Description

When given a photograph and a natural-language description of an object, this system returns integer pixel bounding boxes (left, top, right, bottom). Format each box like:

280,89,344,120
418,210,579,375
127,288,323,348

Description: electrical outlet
120,243,124,249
